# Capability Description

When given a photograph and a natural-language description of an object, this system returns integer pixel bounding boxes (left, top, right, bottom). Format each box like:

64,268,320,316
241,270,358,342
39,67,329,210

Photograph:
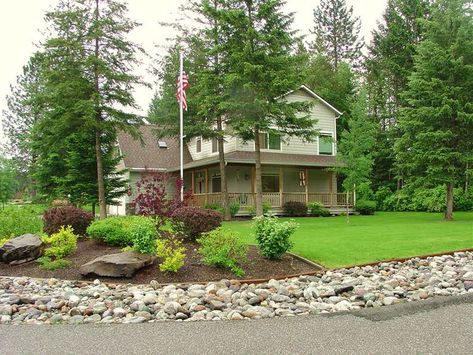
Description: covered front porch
184,164,354,213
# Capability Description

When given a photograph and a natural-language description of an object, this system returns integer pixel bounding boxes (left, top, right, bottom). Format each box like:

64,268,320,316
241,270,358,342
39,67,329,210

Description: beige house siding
187,135,238,161
235,89,338,156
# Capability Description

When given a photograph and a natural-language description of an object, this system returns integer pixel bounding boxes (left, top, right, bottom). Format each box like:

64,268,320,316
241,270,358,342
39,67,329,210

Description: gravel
1,251,473,324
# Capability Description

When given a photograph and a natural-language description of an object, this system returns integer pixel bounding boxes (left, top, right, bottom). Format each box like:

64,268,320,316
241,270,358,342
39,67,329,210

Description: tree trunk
95,130,107,219
94,0,106,219
254,131,263,216
217,119,230,220
445,182,453,221
465,162,469,192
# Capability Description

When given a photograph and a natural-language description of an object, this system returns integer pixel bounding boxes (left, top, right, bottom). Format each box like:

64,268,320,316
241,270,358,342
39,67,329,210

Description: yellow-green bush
156,236,186,273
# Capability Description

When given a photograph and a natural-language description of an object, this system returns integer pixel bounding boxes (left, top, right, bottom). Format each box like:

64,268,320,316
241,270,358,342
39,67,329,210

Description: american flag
176,71,189,111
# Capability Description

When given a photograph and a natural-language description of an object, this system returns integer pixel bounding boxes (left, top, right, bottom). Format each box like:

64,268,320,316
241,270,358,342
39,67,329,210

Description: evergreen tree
337,89,377,199
149,1,235,220
303,54,355,137
34,0,145,217
223,0,316,216
311,0,364,69
3,52,46,190
0,156,18,208
365,0,431,191
396,0,473,220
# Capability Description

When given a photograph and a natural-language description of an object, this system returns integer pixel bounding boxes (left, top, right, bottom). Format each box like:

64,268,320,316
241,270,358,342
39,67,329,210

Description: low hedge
171,207,222,239
355,200,376,215
282,201,307,217
43,206,94,236
86,216,156,247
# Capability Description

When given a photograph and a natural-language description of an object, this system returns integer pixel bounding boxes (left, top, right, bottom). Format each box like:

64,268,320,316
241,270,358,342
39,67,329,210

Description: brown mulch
0,238,320,285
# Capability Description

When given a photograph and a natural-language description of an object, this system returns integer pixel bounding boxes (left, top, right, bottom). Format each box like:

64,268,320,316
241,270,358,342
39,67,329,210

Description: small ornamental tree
132,171,190,228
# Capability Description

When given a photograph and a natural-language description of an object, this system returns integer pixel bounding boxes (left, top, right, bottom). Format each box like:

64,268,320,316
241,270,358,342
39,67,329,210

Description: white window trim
317,131,335,156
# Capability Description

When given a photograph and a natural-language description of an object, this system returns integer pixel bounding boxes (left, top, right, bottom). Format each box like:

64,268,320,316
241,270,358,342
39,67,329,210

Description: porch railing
189,192,354,208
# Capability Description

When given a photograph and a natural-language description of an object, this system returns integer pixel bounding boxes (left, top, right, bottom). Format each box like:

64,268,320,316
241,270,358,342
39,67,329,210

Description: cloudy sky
0,0,388,144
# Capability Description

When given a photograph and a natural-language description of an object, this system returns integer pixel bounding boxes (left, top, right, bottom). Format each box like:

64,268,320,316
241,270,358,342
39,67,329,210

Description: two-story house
109,85,353,216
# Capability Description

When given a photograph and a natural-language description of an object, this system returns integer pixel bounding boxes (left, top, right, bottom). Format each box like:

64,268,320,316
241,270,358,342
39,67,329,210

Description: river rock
79,252,156,278
0,234,44,264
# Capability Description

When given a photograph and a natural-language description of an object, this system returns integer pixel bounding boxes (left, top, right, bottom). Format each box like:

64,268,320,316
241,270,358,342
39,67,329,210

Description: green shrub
246,202,272,216
42,225,78,258
43,206,94,236
130,220,157,254
86,216,155,247
171,207,222,240
283,201,307,217
455,189,473,211
229,202,240,217
204,202,225,215
374,186,393,211
0,238,9,247
308,202,330,217
253,215,298,260
197,228,247,277
204,202,240,218
37,256,72,270
355,200,376,215
156,236,186,273
0,208,43,239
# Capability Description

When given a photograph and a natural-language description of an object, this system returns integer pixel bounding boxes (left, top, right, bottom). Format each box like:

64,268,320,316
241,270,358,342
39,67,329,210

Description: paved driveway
1,294,473,355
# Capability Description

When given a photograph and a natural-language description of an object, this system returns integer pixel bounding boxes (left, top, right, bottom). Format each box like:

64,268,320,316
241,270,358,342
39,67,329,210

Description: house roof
283,85,343,117
117,125,192,171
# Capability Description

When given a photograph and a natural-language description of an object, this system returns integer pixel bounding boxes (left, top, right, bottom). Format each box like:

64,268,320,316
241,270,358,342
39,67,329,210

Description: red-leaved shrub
282,201,308,217
171,207,222,239
133,171,191,228
43,206,94,236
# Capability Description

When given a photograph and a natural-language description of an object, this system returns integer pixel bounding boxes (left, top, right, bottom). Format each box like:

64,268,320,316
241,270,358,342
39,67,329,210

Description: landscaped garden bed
0,238,318,284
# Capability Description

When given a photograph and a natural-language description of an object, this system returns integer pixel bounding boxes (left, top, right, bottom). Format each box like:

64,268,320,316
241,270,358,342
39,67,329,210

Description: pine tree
304,54,355,137
223,0,316,216
149,1,235,220
337,89,377,199
396,0,473,220
3,52,46,184
311,0,364,69
365,0,431,191
0,156,18,208
34,0,145,217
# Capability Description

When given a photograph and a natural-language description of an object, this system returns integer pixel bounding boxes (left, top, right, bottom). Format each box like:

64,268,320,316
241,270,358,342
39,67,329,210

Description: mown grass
223,212,473,268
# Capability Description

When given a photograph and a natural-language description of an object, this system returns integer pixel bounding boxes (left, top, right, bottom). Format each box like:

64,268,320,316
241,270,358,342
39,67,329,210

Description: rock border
1,249,473,324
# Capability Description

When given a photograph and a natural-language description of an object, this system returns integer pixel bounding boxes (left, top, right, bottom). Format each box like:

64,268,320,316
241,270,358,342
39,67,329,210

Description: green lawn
223,212,473,269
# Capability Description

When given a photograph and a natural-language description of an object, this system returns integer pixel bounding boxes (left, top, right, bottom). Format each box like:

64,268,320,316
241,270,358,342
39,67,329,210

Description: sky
0,0,388,145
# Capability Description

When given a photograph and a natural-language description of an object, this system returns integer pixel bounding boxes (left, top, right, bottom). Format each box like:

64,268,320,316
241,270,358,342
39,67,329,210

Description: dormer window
196,137,202,153
157,140,167,149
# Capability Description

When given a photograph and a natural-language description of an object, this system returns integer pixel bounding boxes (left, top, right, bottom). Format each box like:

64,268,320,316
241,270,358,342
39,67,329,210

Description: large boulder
80,252,156,278
0,234,44,264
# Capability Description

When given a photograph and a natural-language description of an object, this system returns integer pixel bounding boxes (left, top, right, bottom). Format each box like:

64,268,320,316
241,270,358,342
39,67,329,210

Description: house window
194,171,206,193
262,174,279,192
211,175,221,193
259,132,281,150
319,134,333,155
211,137,219,153
196,137,202,153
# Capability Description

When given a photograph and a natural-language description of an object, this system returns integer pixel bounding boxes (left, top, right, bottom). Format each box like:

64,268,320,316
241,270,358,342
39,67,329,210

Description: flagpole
179,50,184,202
